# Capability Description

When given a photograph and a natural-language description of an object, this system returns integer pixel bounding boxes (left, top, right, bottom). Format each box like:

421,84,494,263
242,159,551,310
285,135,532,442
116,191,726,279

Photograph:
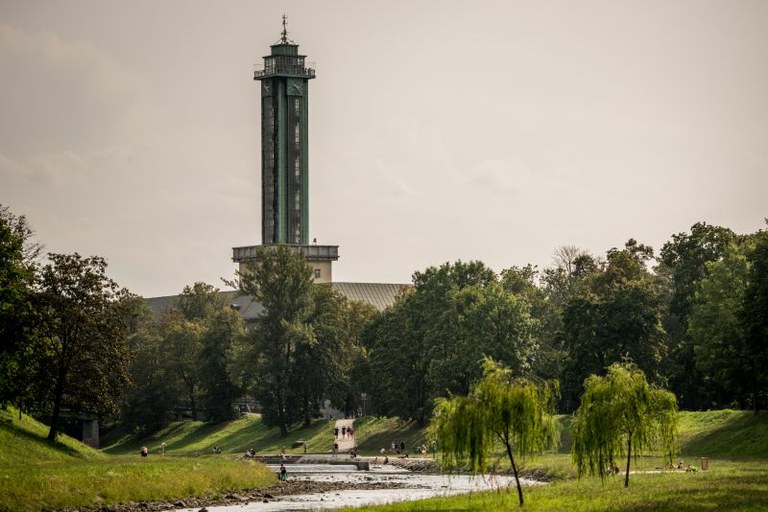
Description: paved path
334,418,356,453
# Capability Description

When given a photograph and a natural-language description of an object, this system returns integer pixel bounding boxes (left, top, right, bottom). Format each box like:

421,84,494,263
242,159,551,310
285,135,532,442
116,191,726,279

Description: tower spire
280,14,288,43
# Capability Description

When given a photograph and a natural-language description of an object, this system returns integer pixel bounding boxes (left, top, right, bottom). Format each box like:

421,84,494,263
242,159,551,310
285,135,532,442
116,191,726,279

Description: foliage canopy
430,357,559,506
571,362,678,487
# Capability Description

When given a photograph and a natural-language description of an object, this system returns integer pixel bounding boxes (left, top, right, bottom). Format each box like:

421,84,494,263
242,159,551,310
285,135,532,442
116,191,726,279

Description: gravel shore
56,477,412,512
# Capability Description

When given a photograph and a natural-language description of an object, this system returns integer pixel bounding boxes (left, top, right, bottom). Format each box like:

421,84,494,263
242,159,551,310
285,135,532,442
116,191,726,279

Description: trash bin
700,457,709,470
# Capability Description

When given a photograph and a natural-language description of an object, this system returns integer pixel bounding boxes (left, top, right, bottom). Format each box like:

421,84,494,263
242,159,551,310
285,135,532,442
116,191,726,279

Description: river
172,464,541,512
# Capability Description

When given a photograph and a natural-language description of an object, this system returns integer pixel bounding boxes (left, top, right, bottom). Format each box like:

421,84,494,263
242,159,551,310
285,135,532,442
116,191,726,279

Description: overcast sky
2,1,766,297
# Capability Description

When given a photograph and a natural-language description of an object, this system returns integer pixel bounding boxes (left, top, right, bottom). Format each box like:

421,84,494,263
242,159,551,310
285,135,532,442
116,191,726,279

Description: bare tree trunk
754,388,759,416
625,436,632,488
189,384,198,421
505,442,524,506
277,389,288,437
47,353,68,441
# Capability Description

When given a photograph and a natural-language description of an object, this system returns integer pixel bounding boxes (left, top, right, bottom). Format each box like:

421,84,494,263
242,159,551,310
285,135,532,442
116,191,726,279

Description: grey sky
1,0,766,297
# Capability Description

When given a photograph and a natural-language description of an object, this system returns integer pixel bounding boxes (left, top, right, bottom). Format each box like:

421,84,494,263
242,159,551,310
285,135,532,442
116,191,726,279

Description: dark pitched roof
144,290,264,321
331,282,409,311
144,282,410,321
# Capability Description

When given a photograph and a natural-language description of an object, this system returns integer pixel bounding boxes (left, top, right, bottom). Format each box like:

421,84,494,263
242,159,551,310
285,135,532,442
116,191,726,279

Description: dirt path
334,418,356,453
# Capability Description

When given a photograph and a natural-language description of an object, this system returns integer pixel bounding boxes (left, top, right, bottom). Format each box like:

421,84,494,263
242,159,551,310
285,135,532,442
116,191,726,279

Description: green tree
122,323,178,433
368,260,536,424
301,287,377,421
162,311,204,420
337,299,379,416
37,253,133,440
742,228,768,414
501,265,563,381
178,282,225,320
427,281,536,399
572,363,678,487
236,245,314,436
657,222,735,408
0,205,44,412
199,307,243,422
688,242,750,407
430,358,559,506
123,282,243,428
176,282,242,422
367,294,426,421
560,241,668,410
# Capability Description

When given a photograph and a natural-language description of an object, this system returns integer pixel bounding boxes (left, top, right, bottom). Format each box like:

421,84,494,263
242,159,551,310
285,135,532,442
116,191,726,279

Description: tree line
2,201,767,439
366,224,768,421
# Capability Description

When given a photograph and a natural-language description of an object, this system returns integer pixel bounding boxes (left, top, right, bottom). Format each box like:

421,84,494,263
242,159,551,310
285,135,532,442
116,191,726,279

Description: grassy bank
343,410,768,511
106,414,429,458
0,407,104,465
0,408,275,512
344,459,768,511
3,408,767,511
0,457,275,512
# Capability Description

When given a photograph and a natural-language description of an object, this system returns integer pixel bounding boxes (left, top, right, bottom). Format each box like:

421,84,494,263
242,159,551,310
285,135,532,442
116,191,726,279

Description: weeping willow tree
571,362,678,488
429,357,560,507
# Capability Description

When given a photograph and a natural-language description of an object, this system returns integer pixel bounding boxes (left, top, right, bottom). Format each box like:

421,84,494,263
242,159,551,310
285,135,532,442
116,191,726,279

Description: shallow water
172,468,539,512
265,464,362,473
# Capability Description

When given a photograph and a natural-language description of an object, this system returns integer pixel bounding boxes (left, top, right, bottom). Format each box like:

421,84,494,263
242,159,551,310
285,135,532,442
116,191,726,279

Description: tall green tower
233,17,339,283
255,18,314,245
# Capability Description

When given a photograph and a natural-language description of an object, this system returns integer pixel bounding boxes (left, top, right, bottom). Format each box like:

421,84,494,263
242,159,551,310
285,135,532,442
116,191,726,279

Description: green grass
0,408,276,512
105,413,339,457
107,415,429,458
677,410,768,458
342,410,768,511
0,408,105,466
353,416,427,455
4,408,767,511
0,457,276,512
344,459,768,511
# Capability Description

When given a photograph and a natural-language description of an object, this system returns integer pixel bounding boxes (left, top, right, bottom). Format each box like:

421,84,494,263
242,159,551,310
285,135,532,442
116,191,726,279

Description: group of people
388,440,406,454
333,425,354,439
669,459,698,472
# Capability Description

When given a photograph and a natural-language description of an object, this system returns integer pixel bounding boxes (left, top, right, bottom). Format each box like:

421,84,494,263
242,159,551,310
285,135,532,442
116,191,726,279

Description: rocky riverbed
56,478,413,512
55,459,534,512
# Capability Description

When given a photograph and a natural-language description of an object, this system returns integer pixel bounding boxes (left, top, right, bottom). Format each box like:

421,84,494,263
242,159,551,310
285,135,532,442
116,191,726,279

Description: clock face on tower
287,79,304,96
262,82,271,97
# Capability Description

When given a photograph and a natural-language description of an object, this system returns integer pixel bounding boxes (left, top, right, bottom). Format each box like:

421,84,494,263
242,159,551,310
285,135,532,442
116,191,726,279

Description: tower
233,17,339,283
256,16,313,245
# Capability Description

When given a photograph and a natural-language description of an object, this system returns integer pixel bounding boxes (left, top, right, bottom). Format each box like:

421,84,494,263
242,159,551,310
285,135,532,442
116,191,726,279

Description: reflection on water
172,466,540,512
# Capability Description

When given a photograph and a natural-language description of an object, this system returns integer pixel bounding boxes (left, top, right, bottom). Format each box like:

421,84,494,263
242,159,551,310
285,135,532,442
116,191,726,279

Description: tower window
314,268,321,279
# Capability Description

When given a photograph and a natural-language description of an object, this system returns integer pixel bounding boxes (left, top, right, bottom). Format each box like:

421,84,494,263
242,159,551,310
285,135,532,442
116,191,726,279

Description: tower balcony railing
233,244,339,262
254,66,316,79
